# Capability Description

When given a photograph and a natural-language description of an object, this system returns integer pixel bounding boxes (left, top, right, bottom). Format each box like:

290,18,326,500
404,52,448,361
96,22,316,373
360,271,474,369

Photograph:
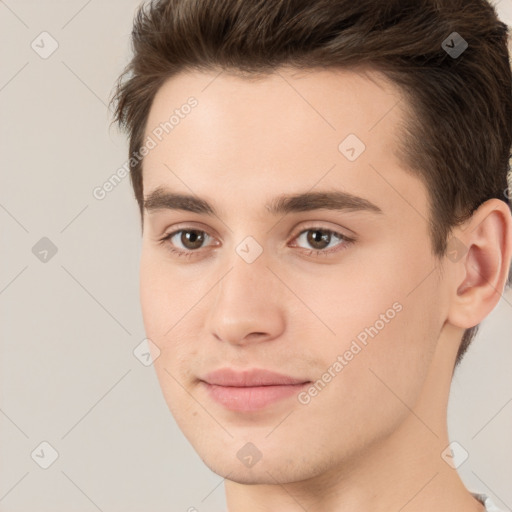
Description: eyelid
288,227,355,256
161,222,219,241
161,224,219,250
289,221,355,240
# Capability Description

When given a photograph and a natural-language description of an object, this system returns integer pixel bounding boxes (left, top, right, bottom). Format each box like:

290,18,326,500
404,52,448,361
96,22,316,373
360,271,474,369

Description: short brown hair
110,0,512,366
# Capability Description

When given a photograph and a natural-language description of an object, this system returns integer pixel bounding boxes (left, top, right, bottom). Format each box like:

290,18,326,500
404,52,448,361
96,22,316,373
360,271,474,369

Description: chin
198,445,320,486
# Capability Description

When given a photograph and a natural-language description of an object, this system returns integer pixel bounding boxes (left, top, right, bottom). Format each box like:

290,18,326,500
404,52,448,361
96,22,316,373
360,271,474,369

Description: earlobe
447,199,512,330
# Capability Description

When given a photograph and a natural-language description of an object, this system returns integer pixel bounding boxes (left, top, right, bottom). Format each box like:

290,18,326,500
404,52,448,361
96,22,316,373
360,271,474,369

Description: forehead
143,66,403,153
141,66,427,221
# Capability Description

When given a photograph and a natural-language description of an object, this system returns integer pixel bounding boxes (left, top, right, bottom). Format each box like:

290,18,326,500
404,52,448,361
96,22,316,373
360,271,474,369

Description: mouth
199,368,311,412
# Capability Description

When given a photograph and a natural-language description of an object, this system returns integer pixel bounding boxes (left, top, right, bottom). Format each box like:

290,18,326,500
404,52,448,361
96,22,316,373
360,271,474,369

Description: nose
205,251,286,347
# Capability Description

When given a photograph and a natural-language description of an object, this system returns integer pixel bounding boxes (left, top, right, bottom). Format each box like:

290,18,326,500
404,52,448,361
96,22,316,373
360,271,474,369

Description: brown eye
291,227,354,257
306,229,332,250
160,228,213,257
296,228,345,251
179,230,206,250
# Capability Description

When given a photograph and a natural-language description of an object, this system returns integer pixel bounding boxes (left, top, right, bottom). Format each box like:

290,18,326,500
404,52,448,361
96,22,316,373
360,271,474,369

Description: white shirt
472,492,505,512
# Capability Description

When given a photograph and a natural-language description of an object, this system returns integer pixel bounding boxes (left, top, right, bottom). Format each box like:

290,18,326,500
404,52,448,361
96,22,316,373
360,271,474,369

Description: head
110,0,512,487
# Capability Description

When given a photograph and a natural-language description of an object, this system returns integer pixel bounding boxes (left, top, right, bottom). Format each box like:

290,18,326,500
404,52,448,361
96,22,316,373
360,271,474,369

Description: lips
201,368,309,387
199,368,311,411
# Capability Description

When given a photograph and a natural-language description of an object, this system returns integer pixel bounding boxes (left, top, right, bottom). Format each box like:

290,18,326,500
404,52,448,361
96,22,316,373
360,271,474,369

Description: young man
110,0,512,510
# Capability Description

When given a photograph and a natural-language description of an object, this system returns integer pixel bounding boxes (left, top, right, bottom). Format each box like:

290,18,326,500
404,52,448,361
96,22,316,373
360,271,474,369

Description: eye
290,227,354,256
158,228,215,258
157,225,355,259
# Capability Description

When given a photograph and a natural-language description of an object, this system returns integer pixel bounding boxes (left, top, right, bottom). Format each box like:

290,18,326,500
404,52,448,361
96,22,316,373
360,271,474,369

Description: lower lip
201,382,310,411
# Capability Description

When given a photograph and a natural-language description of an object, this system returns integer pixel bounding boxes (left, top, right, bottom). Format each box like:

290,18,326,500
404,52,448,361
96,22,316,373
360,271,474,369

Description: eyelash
157,225,355,260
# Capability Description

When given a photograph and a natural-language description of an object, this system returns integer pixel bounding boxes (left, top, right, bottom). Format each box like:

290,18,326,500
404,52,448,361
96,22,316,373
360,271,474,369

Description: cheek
304,300,438,448
139,250,203,368
139,259,164,336
301,246,441,403
139,254,198,417
139,248,187,333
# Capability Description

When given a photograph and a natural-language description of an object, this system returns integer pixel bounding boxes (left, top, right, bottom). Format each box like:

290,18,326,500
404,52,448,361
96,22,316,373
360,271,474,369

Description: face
139,67,448,484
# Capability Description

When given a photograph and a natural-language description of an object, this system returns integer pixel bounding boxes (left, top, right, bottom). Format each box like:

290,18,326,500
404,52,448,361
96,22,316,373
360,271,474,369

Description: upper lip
201,368,310,387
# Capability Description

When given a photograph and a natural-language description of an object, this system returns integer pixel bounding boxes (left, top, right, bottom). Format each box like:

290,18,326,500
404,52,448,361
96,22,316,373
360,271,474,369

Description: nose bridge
217,246,271,315
218,232,271,302
206,244,285,344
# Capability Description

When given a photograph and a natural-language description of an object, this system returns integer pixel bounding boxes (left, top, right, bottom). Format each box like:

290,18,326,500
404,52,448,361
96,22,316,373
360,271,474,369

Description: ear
446,199,512,330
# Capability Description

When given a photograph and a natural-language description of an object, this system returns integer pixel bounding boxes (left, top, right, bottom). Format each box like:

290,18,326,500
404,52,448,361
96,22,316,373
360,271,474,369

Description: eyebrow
143,186,383,216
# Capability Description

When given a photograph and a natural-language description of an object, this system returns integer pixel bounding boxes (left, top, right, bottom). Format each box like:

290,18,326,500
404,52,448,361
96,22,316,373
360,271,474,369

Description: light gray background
1,1,511,511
